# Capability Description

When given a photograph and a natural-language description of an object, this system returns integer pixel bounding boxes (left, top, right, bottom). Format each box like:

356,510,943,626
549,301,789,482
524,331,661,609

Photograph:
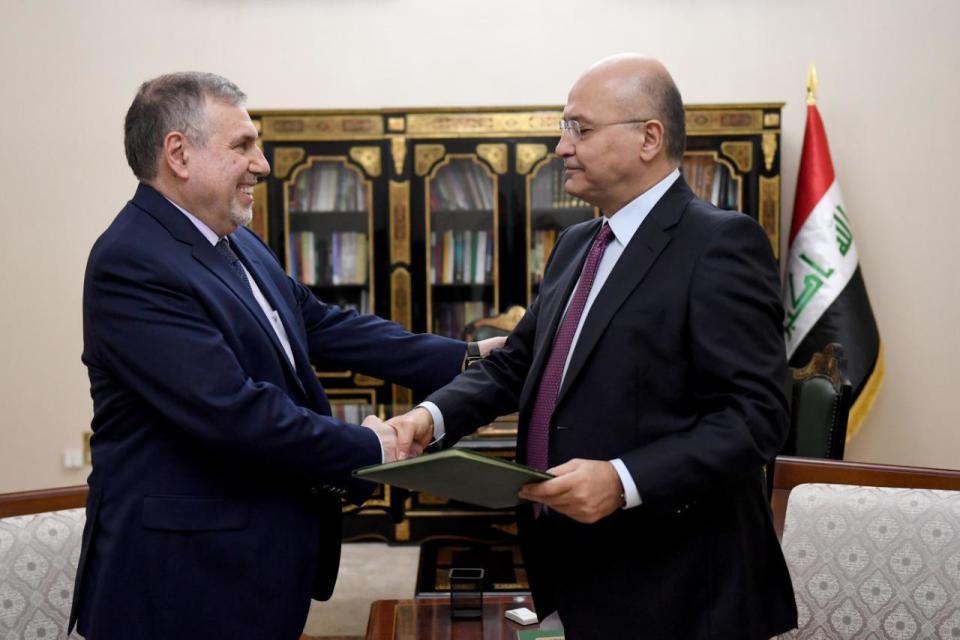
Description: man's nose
251,146,270,176
556,134,575,157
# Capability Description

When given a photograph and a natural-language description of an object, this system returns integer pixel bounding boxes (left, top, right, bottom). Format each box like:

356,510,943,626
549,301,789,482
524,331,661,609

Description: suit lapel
132,184,307,392
555,178,695,405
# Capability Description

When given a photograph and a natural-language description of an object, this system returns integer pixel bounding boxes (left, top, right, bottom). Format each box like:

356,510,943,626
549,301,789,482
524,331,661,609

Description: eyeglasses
559,118,652,141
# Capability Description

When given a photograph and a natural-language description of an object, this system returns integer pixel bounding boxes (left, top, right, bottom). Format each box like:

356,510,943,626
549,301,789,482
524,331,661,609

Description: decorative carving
686,109,763,134
764,113,780,128
387,116,405,132
407,111,561,136
759,175,781,258
273,147,305,179
720,141,753,173
349,146,381,177
476,143,508,175
261,115,383,141
389,181,411,264
516,144,549,175
415,144,446,176
391,268,412,330
390,136,407,176
762,133,778,172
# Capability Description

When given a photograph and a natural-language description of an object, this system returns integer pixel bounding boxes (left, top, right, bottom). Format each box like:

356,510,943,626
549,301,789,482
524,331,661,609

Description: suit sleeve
621,214,789,504
84,244,383,486
292,281,466,395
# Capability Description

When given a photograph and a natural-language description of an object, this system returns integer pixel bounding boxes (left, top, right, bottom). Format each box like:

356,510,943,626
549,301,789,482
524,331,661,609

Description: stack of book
289,231,368,286
430,161,494,211
330,402,376,425
289,164,368,212
430,229,494,285
529,229,558,285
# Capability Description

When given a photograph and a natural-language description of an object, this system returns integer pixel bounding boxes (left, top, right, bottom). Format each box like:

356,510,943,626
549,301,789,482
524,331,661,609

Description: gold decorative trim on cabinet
273,147,306,179
353,374,385,387
391,267,412,329
389,181,411,264
763,113,781,128
261,115,384,141
415,144,446,176
476,143,508,175
686,109,763,135
720,141,753,174
759,175,781,258
392,385,413,414
387,116,405,132
406,112,560,137
390,136,407,176
516,144,549,175
762,133,778,172
349,146,382,178
394,519,410,542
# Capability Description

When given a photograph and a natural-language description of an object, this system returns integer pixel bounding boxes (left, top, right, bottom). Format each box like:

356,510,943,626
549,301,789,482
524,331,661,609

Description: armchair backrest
788,342,852,460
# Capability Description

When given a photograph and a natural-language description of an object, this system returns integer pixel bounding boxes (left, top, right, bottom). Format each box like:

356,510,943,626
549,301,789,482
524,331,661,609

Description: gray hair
649,74,686,165
124,71,246,180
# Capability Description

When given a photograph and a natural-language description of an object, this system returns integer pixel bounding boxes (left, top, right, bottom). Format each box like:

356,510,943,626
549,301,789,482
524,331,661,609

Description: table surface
366,595,541,640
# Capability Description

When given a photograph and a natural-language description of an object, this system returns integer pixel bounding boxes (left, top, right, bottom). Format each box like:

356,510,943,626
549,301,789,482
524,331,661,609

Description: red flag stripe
789,105,836,246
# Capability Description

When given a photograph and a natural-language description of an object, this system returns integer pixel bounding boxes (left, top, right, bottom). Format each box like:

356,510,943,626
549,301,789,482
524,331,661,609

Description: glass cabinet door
527,155,597,304
426,157,498,339
285,158,374,315
680,153,741,211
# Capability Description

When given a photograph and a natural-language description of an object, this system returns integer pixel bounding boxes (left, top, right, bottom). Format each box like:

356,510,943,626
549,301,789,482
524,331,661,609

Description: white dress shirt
421,169,681,509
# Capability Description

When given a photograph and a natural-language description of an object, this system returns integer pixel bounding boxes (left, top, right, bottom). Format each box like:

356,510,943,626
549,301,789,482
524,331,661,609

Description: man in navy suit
388,55,797,638
71,72,501,639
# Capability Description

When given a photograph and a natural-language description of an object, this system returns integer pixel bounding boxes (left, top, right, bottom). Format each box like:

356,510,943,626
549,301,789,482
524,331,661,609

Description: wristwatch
463,341,483,370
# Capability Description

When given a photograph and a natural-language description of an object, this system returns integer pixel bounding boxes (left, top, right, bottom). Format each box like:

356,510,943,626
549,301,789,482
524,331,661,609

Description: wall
1,0,957,491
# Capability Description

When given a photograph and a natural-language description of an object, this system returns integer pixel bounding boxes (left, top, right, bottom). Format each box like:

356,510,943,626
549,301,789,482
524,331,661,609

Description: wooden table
366,595,538,639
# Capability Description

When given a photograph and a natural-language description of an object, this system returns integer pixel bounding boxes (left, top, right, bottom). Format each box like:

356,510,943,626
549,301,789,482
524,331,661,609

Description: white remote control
505,606,539,625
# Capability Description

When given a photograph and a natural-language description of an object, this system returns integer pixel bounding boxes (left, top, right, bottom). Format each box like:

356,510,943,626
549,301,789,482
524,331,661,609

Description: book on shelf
432,161,493,211
433,301,490,339
430,229,493,285
330,402,375,425
291,163,367,213
289,230,368,286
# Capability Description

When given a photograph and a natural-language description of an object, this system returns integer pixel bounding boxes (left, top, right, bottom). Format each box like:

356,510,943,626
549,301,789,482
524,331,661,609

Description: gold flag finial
806,64,818,106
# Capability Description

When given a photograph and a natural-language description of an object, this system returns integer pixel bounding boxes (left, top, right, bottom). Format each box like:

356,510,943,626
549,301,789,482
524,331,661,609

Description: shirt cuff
610,458,642,509
416,401,445,443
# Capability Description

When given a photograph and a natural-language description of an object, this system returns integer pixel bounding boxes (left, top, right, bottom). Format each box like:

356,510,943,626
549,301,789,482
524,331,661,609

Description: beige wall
1,0,958,492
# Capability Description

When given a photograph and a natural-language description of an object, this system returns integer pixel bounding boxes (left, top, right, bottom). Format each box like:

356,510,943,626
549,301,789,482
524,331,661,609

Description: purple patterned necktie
526,222,614,472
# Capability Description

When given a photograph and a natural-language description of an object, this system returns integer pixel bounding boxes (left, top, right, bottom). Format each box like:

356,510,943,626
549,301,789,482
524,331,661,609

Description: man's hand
476,335,507,357
361,415,398,463
517,459,625,524
385,407,435,459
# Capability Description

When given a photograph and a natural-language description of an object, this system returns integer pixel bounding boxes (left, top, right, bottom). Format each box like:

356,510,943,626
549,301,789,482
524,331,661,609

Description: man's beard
230,204,254,228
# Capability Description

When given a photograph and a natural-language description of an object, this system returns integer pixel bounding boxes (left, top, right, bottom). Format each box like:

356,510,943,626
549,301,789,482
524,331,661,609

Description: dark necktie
526,222,614,472
216,237,251,289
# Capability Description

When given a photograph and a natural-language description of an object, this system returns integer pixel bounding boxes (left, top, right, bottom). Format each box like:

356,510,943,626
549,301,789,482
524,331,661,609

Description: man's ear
162,131,190,179
638,120,665,162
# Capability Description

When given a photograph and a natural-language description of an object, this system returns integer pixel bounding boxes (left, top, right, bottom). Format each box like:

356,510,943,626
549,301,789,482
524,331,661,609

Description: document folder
354,449,552,509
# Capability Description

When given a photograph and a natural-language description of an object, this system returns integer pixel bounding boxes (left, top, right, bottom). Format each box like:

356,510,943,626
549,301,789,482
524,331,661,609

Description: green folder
353,449,552,509
516,631,564,639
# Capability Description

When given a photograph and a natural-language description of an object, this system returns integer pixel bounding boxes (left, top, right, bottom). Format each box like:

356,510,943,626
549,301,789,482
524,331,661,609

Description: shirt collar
603,168,680,246
164,196,221,246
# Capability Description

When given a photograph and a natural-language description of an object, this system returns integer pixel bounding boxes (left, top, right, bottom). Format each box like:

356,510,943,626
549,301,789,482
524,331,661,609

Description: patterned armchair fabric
778,483,960,639
0,508,84,638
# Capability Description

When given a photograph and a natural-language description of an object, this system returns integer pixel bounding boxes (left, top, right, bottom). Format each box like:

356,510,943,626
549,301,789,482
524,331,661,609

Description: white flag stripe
784,181,859,356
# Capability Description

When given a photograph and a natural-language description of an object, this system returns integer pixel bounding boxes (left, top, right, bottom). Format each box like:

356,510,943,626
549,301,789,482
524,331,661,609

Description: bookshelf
251,104,783,542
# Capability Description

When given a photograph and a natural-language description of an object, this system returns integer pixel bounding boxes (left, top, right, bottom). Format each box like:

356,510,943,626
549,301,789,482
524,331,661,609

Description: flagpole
806,64,818,106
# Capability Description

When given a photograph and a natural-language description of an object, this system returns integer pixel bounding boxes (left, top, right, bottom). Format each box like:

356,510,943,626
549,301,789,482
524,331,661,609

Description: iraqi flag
784,99,884,440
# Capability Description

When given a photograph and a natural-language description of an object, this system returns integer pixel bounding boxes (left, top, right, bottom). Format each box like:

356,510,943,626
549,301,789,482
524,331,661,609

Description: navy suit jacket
72,183,465,639
427,177,797,639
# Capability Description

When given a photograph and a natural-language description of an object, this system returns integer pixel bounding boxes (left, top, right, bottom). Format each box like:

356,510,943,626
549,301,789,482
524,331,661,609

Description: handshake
361,409,434,463
359,335,506,463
